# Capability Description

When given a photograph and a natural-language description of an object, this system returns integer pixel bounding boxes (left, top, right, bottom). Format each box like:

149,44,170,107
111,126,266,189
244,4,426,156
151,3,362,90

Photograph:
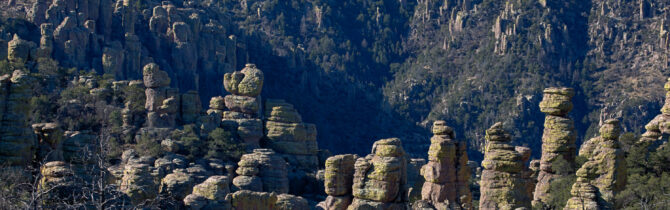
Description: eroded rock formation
232,148,289,194
533,87,577,207
317,154,358,210
565,119,626,209
0,71,36,168
222,64,264,150
264,99,319,170
414,120,472,209
479,122,532,209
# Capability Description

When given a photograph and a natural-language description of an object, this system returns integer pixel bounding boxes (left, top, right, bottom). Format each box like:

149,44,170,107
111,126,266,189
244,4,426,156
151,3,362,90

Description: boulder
223,64,264,97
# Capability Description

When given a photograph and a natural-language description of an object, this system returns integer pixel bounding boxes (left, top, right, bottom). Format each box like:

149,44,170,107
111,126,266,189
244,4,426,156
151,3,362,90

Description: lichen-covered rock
568,119,626,208
563,180,600,210
318,154,358,210
224,95,259,115
275,194,310,210
39,161,75,206
416,120,472,209
479,122,532,209
318,195,353,210
184,176,231,209
348,138,408,209
264,99,320,171
534,87,577,207
223,64,264,97
159,171,195,201
228,190,309,210
7,34,35,63
120,162,157,205
233,149,289,193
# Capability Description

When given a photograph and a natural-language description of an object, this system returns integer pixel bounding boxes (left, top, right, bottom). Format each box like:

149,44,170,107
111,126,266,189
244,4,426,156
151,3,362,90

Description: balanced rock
534,87,577,207
223,64,264,97
349,138,408,209
479,122,532,209
416,120,472,209
568,119,626,208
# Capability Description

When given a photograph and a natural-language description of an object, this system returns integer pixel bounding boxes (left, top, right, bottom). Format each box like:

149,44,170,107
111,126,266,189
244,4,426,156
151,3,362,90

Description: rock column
264,99,319,170
143,63,178,128
348,138,408,210
317,154,358,210
222,64,264,150
415,120,472,209
565,119,626,209
232,149,290,194
0,71,36,168
479,122,532,209
534,87,577,207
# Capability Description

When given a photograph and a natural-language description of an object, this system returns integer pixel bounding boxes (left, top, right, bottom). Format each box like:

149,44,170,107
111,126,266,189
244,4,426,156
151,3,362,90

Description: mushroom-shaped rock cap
599,119,621,140
223,64,264,97
539,87,575,116
142,63,170,88
485,122,511,142
432,120,454,137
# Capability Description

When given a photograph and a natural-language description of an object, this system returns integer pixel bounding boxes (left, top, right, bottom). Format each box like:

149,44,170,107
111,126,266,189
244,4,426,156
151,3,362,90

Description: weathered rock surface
566,119,626,209
120,162,157,205
224,64,264,97
317,154,358,210
348,138,408,209
414,120,472,209
0,71,36,168
159,171,195,201
32,122,63,162
264,99,319,170
232,149,289,193
143,63,178,128
220,64,264,150
183,175,231,209
228,190,309,210
479,122,532,209
534,87,577,207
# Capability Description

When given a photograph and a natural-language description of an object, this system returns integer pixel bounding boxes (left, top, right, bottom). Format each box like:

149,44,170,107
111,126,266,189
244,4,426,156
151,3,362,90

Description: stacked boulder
565,119,626,209
183,176,231,209
533,87,577,207
639,78,670,146
348,138,408,209
222,64,264,150
0,71,36,169
317,154,358,210
38,161,75,206
479,122,532,209
264,99,319,170
143,63,178,129
415,120,472,209
232,149,289,193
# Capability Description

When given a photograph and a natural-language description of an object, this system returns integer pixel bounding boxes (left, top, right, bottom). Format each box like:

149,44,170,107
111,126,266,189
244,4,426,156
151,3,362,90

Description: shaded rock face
0,71,36,168
120,162,157,206
264,99,319,170
534,87,577,207
39,161,75,206
415,120,472,209
317,154,358,210
479,122,532,210
143,63,178,128
33,122,63,162
566,119,626,209
7,34,36,63
221,64,264,150
232,149,289,194
348,138,408,210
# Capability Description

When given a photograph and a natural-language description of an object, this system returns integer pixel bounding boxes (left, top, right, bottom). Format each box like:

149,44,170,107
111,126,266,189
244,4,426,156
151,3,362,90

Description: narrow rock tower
565,119,626,209
533,87,577,207
479,122,532,209
414,120,472,209
222,64,264,150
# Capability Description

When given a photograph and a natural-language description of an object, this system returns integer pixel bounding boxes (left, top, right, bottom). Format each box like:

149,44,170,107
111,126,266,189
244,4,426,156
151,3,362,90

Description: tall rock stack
32,123,64,162
264,99,319,170
565,119,626,209
639,78,670,146
479,122,532,209
222,64,264,150
0,71,36,169
232,149,290,194
143,63,178,128
348,138,408,210
415,120,472,209
317,154,358,210
534,87,577,207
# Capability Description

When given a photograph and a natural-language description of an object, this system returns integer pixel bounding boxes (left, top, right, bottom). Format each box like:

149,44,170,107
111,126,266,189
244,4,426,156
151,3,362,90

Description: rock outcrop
183,175,231,209
565,119,626,209
120,160,157,206
232,149,289,193
32,122,63,162
38,161,75,206
414,120,472,209
143,63,178,128
348,138,408,210
639,78,670,146
264,99,319,170
317,154,358,210
0,71,36,168
221,64,264,150
479,122,532,209
533,87,577,207
228,190,309,210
